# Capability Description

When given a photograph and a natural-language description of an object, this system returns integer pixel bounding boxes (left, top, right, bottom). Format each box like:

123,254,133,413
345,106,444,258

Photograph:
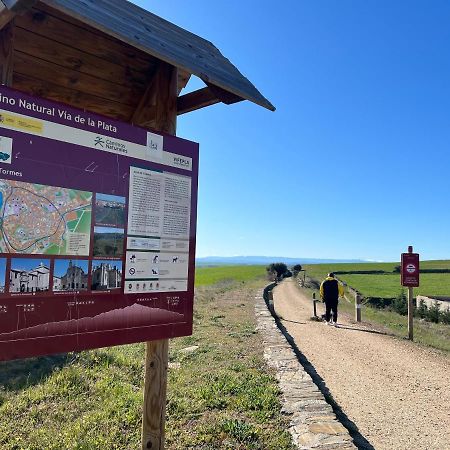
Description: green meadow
195,264,265,286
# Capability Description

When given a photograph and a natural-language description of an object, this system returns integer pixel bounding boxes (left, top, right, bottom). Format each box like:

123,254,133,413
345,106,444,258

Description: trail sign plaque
401,252,419,287
0,86,198,361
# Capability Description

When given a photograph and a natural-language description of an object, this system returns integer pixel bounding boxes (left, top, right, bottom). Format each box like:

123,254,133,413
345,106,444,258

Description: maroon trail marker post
0,1,274,449
401,245,419,340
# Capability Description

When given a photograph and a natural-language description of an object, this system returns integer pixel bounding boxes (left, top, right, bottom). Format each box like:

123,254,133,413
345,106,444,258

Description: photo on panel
53,259,89,292
93,226,125,258
94,193,126,228
91,260,122,291
9,258,50,293
0,258,6,293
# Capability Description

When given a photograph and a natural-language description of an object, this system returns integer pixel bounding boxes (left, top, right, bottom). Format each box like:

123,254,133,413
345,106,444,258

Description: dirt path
273,279,450,450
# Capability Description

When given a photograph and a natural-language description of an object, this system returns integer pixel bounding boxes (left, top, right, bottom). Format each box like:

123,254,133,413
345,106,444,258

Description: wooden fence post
355,292,361,322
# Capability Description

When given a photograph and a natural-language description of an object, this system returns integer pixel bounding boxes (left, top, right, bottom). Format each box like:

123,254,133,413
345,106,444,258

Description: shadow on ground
335,323,395,336
0,353,71,392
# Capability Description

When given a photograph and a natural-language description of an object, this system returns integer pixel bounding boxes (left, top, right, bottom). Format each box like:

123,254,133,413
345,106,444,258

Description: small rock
179,345,199,354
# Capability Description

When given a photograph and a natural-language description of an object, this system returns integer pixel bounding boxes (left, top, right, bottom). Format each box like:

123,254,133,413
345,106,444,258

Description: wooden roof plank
2,0,37,14
14,51,144,106
0,0,36,29
39,0,275,112
14,27,151,88
0,20,14,84
17,8,190,94
16,7,155,72
13,71,134,120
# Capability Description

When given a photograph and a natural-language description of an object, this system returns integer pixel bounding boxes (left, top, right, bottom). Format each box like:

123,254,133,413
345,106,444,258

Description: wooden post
406,245,415,341
312,292,317,317
142,340,169,449
408,286,414,340
0,21,14,86
137,61,178,450
355,292,361,322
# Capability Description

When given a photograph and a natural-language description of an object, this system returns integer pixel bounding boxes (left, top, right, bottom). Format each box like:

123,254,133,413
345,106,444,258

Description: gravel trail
273,278,450,450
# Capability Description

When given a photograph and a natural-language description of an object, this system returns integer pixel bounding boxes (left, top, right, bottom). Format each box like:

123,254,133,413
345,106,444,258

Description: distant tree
266,268,277,282
292,264,303,277
266,262,288,280
393,265,401,273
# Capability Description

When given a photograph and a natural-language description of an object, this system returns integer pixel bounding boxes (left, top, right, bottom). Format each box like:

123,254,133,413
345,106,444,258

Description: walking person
320,273,344,326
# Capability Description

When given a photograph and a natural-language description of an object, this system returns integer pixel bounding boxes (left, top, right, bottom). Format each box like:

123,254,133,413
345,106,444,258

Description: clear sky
131,0,450,261
11,259,50,272
54,259,89,277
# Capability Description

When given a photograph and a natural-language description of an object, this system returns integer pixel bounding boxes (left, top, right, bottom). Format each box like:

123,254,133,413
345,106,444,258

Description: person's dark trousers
325,299,338,322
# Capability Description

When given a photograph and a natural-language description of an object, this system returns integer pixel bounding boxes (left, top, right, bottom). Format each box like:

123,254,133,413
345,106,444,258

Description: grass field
195,265,266,286
304,260,450,298
337,273,450,298
0,266,293,449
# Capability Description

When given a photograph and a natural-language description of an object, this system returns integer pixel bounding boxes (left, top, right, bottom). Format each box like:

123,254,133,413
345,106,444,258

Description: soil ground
273,278,450,450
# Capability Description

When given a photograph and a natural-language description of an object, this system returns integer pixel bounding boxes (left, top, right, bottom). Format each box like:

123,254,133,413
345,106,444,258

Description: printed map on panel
0,179,92,255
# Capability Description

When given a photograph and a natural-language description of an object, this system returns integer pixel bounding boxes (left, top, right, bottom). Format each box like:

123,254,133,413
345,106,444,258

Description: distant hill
195,256,368,266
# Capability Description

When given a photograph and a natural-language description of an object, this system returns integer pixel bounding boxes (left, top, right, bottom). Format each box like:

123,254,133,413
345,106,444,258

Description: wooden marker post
408,286,414,341
401,245,419,341
135,61,178,450
355,292,361,322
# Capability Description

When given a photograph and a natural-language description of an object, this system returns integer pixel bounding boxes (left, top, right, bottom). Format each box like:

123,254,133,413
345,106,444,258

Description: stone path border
255,287,357,449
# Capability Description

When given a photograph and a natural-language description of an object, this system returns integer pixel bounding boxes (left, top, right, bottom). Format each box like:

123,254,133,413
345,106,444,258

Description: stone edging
255,289,357,449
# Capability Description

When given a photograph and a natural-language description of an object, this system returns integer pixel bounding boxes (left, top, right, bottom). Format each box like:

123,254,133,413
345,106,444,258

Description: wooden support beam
0,0,36,30
205,82,244,105
0,19,13,85
131,61,178,133
177,87,220,115
177,82,244,115
133,61,178,450
177,68,191,94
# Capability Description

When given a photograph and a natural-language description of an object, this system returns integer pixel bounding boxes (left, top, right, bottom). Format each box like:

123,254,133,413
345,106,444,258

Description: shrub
391,290,408,316
415,299,428,319
427,301,441,323
441,308,450,325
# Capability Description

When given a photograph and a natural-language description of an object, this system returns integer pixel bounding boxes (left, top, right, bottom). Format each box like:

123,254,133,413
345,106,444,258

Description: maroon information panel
0,86,198,361
401,253,420,287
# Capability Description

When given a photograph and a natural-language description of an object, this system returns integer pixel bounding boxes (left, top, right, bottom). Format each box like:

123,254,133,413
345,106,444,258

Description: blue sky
96,193,125,204
94,227,125,234
131,1,450,261
11,259,50,272
54,259,89,277
0,258,5,286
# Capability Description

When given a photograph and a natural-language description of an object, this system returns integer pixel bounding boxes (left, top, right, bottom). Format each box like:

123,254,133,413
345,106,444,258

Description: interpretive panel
0,86,198,361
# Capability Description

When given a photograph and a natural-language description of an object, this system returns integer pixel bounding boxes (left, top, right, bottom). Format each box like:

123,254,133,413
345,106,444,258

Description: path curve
274,279,450,450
